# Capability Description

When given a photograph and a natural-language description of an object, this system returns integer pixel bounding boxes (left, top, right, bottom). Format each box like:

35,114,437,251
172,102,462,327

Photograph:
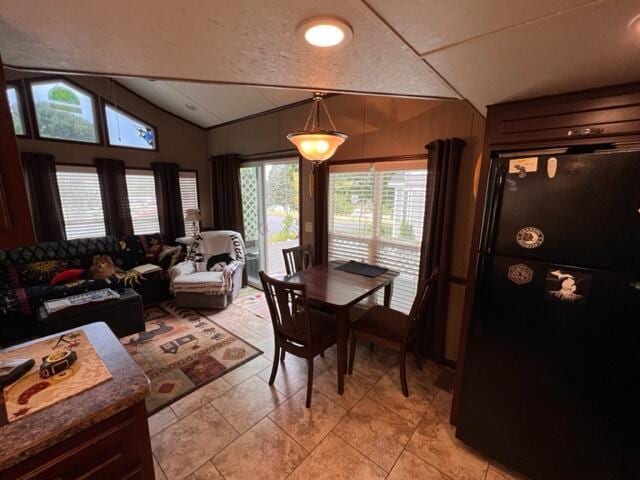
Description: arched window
105,103,156,150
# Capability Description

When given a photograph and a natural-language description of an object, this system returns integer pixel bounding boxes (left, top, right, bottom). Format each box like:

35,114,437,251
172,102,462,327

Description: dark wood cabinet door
0,53,35,248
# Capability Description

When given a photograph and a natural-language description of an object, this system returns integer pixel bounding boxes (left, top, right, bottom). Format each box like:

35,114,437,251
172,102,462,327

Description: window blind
179,171,199,235
125,169,160,235
328,160,428,313
56,165,106,239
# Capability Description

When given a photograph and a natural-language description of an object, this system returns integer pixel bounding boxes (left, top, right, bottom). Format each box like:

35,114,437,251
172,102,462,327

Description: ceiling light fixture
299,17,353,48
287,93,347,163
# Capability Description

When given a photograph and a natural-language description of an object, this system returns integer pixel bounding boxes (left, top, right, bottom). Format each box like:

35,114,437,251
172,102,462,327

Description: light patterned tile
222,355,271,386
149,407,179,437
431,389,453,419
170,377,233,418
288,433,386,480
387,450,450,480
213,418,307,480
185,461,223,480
349,342,399,381
254,336,276,361
153,456,167,480
152,403,238,480
333,397,415,472
256,354,327,397
269,388,347,451
313,364,376,410
406,406,489,480
211,376,286,433
366,367,436,424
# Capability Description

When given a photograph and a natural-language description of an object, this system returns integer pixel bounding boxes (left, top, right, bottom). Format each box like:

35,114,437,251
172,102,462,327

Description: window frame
102,99,159,152
179,169,201,233
26,76,104,146
6,80,31,138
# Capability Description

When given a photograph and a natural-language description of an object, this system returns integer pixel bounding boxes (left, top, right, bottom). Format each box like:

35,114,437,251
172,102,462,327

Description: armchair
170,230,245,309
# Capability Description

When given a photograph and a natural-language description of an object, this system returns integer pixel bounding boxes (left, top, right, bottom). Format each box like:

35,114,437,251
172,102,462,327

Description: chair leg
305,358,314,408
280,349,286,362
400,349,409,397
269,344,280,385
348,332,357,375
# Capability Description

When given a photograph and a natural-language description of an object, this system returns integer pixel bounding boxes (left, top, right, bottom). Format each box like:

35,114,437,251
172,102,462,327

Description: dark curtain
313,161,329,265
151,162,185,241
418,138,466,362
209,154,244,234
21,152,66,242
95,158,133,238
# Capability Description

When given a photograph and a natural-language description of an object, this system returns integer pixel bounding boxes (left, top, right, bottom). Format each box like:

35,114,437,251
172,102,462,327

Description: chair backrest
282,244,314,275
405,268,439,341
259,271,312,347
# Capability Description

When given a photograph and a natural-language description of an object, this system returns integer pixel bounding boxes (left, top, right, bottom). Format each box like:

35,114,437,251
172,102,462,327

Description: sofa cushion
51,268,85,285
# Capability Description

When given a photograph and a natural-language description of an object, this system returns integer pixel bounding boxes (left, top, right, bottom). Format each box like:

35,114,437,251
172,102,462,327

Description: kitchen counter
0,322,152,477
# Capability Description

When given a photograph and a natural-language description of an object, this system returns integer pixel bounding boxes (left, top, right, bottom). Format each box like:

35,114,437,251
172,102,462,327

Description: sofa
0,234,177,345
170,230,245,309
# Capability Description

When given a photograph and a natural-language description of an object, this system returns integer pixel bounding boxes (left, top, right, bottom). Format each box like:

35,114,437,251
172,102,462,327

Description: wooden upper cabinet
486,82,640,147
0,54,35,248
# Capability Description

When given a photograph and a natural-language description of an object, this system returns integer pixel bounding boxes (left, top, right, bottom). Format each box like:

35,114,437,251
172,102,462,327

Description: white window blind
125,169,160,235
56,165,106,239
328,160,428,313
179,171,199,235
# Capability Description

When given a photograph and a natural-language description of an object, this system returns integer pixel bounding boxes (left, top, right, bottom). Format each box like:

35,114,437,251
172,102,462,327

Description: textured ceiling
1,0,639,114
117,78,312,127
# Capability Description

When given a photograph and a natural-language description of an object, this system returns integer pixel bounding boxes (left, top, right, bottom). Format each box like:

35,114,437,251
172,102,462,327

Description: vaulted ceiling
1,0,639,118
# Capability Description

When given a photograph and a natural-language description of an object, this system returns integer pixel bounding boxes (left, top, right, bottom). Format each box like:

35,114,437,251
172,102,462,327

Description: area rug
234,290,270,320
120,301,262,414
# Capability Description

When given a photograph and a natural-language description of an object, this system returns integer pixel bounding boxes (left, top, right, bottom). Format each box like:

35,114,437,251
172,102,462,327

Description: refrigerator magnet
508,264,533,285
544,269,591,303
547,157,558,179
508,157,538,175
516,227,544,249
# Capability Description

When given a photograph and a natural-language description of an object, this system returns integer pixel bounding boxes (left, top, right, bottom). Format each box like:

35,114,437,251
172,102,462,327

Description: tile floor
149,290,527,480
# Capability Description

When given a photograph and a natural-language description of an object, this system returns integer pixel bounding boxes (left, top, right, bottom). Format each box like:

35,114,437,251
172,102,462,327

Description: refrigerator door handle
471,254,490,335
483,163,507,254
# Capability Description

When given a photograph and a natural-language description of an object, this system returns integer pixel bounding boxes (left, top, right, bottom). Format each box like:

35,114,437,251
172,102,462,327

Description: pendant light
287,93,348,162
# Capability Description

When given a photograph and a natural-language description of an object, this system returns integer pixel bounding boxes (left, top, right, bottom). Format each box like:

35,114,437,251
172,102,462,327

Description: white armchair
170,230,245,309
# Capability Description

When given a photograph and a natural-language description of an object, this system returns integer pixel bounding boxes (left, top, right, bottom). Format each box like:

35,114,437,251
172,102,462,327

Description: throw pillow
158,245,183,270
206,253,234,272
145,243,164,264
51,268,85,285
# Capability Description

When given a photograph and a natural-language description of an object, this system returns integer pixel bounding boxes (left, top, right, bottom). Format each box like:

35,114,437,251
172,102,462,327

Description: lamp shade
287,130,347,162
184,208,201,222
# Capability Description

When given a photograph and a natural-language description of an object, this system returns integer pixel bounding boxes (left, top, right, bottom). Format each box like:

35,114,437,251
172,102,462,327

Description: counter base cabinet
2,402,154,480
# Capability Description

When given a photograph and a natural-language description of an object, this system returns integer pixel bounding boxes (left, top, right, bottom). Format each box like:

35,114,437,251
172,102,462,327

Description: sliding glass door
240,159,300,286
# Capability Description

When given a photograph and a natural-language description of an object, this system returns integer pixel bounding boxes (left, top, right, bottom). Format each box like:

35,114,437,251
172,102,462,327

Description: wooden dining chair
282,244,314,275
259,271,337,407
348,269,438,397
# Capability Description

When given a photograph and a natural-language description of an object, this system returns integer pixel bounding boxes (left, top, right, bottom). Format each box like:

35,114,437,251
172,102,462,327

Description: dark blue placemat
335,261,388,278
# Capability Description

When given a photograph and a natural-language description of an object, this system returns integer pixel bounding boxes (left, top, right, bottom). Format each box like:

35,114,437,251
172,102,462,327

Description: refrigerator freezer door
491,152,640,272
456,255,640,480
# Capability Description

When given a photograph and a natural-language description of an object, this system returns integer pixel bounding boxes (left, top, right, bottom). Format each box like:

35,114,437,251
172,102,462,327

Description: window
105,104,156,150
126,169,160,234
179,171,199,235
30,79,99,143
328,160,428,313
7,85,26,136
56,165,106,239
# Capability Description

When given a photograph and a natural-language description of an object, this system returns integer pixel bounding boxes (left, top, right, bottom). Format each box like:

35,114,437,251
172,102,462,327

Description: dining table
284,260,399,395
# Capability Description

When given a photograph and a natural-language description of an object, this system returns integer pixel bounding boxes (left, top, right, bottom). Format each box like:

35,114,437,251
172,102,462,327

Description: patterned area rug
120,300,262,414
234,290,270,319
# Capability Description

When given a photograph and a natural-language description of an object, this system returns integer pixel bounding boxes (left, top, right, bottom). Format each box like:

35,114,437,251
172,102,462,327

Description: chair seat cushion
352,305,409,342
172,271,227,294
308,309,337,339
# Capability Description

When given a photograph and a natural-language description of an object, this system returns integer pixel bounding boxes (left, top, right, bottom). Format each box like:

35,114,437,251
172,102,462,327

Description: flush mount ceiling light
287,93,348,163
299,17,353,48
629,14,640,40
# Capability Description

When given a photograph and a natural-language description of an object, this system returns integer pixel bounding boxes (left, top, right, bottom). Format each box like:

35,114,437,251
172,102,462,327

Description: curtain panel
313,161,329,265
21,152,66,242
418,138,466,362
95,158,134,238
151,162,185,242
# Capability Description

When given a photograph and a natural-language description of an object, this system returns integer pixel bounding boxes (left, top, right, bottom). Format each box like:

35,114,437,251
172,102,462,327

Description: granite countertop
0,322,150,471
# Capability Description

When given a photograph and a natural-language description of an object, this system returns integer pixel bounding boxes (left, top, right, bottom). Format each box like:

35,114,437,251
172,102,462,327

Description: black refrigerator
456,150,640,480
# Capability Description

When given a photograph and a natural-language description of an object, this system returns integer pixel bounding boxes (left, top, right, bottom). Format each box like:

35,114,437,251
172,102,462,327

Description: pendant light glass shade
287,94,348,162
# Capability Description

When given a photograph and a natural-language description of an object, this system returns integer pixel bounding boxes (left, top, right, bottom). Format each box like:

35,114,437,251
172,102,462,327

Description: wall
6,70,211,226
208,94,486,363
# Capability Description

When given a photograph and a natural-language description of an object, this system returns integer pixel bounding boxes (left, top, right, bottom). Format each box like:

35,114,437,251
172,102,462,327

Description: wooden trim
6,80,32,138
449,275,467,286
237,149,299,162
327,153,428,165
101,98,160,152
24,76,105,146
